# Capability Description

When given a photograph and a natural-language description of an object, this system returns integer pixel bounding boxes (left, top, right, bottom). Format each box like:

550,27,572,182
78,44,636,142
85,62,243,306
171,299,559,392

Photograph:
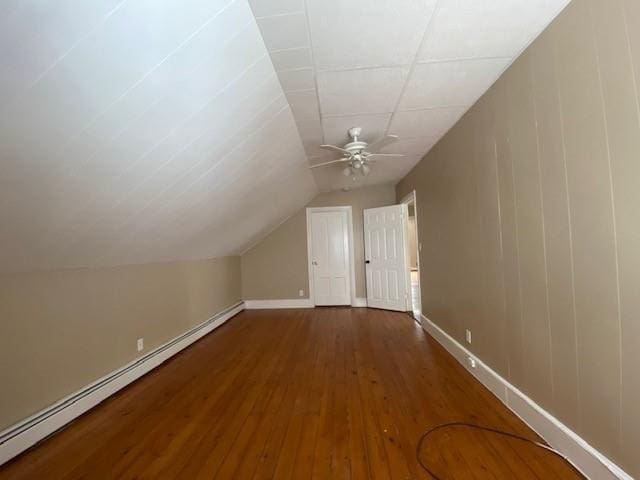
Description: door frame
306,206,357,307
400,190,422,319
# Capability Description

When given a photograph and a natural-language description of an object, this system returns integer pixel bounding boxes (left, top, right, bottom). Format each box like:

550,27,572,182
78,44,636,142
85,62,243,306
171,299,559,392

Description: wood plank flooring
0,308,582,479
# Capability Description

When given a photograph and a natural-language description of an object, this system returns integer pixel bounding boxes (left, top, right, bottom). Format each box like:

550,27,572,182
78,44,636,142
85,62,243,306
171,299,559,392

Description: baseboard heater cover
0,300,245,466
420,314,632,480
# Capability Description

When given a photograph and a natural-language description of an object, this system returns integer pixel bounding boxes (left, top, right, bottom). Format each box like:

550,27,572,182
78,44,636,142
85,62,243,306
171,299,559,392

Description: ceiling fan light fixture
313,128,404,181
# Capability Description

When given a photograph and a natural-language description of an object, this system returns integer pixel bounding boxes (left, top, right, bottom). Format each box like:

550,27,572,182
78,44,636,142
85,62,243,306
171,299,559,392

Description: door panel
310,210,351,306
364,205,408,311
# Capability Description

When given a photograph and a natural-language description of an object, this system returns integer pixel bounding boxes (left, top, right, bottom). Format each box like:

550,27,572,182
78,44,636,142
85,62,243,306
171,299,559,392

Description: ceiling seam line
384,0,443,136
416,55,513,65
316,64,412,74
78,0,242,137
254,11,305,20
0,0,129,117
88,102,295,266
269,45,310,53
301,0,324,148
44,54,274,257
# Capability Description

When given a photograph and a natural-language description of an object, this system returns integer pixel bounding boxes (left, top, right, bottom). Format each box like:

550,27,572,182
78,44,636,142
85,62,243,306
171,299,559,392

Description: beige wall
396,1,640,475
0,256,241,431
242,184,396,300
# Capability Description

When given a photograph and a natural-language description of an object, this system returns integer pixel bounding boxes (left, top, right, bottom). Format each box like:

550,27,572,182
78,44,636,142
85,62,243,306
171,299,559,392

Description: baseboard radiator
0,301,245,465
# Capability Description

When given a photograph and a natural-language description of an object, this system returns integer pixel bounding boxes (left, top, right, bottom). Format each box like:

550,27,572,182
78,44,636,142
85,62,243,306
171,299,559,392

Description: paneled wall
396,0,640,475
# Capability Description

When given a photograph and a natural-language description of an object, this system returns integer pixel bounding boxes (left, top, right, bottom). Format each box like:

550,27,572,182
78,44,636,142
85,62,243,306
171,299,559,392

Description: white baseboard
244,298,314,309
421,314,632,480
244,298,368,309
0,301,245,467
352,297,368,307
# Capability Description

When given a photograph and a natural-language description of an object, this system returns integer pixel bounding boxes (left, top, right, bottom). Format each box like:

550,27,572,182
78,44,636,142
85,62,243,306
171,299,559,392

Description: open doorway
401,191,421,322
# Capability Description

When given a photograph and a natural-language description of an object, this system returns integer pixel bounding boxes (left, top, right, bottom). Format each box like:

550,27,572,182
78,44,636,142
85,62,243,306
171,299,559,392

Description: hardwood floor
0,308,582,479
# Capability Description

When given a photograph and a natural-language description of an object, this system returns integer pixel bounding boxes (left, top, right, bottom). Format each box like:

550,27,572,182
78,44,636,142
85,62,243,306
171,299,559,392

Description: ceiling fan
309,127,404,177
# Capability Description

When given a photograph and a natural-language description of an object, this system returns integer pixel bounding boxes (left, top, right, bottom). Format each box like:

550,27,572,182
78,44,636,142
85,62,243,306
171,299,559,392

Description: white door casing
307,208,352,306
401,189,422,320
364,204,408,311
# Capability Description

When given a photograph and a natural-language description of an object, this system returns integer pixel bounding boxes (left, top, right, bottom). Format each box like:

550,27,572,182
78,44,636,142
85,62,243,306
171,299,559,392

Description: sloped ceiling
0,0,317,273
251,0,571,191
0,0,571,273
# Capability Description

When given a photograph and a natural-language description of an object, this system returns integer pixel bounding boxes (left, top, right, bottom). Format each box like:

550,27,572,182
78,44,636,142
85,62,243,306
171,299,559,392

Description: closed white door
309,210,351,306
364,205,408,311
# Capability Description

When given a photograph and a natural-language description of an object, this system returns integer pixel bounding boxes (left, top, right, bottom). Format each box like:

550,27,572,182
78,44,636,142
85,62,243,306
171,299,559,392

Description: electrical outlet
465,329,472,344
467,356,477,369
299,289,304,297
137,338,144,352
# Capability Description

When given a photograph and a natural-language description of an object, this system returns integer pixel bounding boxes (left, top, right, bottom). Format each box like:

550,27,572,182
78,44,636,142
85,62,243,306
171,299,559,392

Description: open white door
364,204,408,311
308,209,352,306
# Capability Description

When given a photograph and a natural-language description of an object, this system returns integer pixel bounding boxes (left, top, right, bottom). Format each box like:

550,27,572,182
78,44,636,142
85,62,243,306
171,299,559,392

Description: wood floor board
0,308,583,480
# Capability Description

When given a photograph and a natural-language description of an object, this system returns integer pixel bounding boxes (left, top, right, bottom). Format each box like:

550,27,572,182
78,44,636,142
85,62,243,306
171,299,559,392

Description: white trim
306,206,357,307
244,298,314,309
244,298,367,309
0,301,245,466
400,190,422,320
353,297,368,307
400,202,412,312
420,314,632,480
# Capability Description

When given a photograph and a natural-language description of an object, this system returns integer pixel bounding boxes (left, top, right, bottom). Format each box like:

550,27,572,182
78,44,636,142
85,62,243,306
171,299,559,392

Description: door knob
365,260,370,264
312,261,318,265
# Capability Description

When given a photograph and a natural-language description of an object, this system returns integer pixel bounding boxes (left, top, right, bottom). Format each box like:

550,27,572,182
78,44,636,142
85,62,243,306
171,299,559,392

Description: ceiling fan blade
309,158,350,169
366,153,405,158
366,134,399,152
320,144,351,155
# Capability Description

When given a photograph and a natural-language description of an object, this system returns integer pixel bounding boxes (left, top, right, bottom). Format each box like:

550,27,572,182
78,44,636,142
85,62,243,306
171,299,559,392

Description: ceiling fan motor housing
344,141,368,155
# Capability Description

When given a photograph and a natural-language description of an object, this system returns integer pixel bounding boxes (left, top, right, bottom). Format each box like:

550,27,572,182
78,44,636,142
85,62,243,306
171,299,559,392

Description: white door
364,205,408,311
309,210,351,306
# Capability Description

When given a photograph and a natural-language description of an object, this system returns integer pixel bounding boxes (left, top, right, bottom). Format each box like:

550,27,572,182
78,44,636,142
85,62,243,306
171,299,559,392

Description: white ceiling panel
296,116,323,139
278,68,315,92
366,154,422,181
2,0,572,272
389,107,467,139
256,13,308,51
321,113,391,147
419,0,571,61
249,0,304,18
306,0,437,71
399,58,510,110
269,47,313,71
310,167,354,192
0,0,124,108
317,67,409,116
0,0,318,273
253,0,568,191
296,116,326,157
285,89,320,122
379,137,440,156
